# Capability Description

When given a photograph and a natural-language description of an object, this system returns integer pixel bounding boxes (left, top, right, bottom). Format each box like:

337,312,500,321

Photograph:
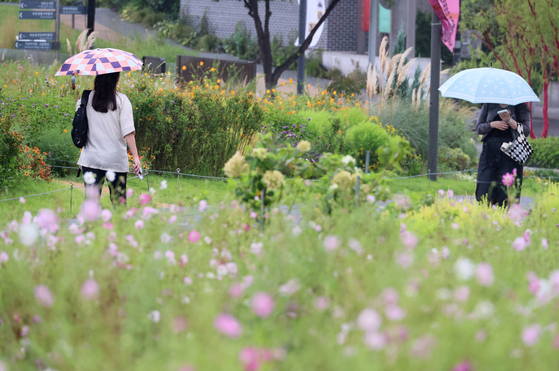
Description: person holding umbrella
474,103,531,206
439,67,539,207
56,48,143,204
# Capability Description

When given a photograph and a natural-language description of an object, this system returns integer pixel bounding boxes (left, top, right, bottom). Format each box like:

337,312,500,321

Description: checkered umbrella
55,48,143,76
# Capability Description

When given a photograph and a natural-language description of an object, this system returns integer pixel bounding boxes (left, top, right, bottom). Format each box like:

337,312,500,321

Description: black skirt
476,136,523,207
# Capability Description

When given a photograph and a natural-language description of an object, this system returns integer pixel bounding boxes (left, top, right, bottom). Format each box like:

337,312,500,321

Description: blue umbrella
439,67,540,105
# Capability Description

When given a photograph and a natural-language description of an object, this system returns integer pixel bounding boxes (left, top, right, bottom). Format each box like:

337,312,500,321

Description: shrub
528,137,559,169
223,22,260,61
0,117,21,189
305,49,328,78
438,147,472,172
326,67,366,96
345,119,393,170
34,128,80,177
123,83,264,176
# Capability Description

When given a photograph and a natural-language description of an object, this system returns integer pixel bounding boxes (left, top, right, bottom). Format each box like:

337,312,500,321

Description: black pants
82,166,127,205
476,137,523,207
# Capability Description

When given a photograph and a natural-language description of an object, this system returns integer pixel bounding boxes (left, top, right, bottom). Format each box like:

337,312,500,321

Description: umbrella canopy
439,67,540,105
55,48,143,76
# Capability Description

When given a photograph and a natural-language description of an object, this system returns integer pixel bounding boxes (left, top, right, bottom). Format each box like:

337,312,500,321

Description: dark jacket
475,103,531,142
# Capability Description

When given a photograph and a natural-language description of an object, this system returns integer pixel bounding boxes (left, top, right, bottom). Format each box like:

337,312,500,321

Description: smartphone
497,109,509,115
134,164,143,180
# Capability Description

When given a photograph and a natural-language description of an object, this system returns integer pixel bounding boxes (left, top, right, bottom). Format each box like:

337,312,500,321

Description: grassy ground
0,174,231,221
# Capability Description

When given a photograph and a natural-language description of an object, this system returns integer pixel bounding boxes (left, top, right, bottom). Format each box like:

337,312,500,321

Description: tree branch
264,0,271,40
271,0,343,82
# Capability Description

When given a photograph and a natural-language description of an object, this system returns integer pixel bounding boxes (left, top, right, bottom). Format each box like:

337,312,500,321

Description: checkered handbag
500,124,533,165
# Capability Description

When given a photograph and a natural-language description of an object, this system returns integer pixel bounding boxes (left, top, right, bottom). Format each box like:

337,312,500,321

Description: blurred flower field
0,179,558,370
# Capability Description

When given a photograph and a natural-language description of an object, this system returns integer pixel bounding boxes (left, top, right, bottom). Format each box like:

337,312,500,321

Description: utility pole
87,0,95,37
297,0,307,95
54,0,60,61
428,9,441,181
356,0,365,54
368,0,379,67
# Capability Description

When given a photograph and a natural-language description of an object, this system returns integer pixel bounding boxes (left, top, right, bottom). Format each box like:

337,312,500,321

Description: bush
345,119,394,170
326,66,366,96
528,137,559,169
123,81,264,176
305,49,328,78
34,128,80,177
222,22,260,61
0,116,21,189
438,147,472,172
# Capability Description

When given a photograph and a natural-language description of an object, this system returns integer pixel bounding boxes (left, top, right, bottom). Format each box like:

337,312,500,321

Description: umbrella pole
428,9,441,182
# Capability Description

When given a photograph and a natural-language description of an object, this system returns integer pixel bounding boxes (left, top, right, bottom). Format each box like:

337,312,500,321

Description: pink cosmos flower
475,329,487,342
452,360,473,371
363,332,386,350
542,238,549,250
454,286,470,302
199,200,208,212
448,189,454,198
172,316,188,333
188,231,200,243
230,283,245,298
553,334,559,349
278,279,300,296
476,262,494,287
512,237,528,251
80,279,100,300
81,200,100,221
0,251,9,264
385,304,406,321
521,324,541,346
183,277,193,285
214,313,243,338
101,209,112,222
400,231,418,249
125,234,138,248
102,222,113,230
142,207,159,218
161,233,172,243
34,285,54,307
357,308,382,332
502,172,515,187
135,220,144,229
251,292,275,318
528,279,540,295
180,254,188,265
323,235,341,253
36,209,58,233
139,194,152,205
169,215,177,224
442,246,450,259
19,197,26,204
382,288,399,305
513,168,518,176
126,188,134,197
313,296,331,311
410,334,437,359
438,189,445,197
395,251,414,269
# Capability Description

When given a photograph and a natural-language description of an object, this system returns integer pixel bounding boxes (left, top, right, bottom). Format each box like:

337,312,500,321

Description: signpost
19,0,55,9
18,32,56,40
15,41,61,50
61,5,86,14
19,11,56,19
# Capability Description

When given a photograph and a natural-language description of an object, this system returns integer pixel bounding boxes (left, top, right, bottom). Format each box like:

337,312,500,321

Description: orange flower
200,61,204,66
289,78,293,84
182,66,186,71
64,129,67,133
231,91,235,95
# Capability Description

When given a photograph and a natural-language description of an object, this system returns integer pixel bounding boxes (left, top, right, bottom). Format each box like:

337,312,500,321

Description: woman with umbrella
56,48,143,204
439,67,539,207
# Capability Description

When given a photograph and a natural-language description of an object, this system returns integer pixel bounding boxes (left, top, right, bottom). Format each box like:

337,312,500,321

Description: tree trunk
528,102,535,139
542,79,549,138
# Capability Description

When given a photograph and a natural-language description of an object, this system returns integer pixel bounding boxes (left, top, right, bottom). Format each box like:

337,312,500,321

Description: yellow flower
200,61,204,66
35,72,39,76
182,66,187,71
144,73,148,76
210,67,215,71
333,91,337,95
231,91,235,95
159,88,163,92
262,170,285,190
215,85,219,89
321,91,326,96
127,72,131,77
64,129,67,133
289,78,293,84
351,93,355,97
272,89,276,93
356,103,360,106
282,82,285,86
217,79,221,84
266,90,270,94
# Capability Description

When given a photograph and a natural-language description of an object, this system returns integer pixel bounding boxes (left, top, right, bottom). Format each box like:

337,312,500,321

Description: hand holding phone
133,163,143,180
497,109,509,115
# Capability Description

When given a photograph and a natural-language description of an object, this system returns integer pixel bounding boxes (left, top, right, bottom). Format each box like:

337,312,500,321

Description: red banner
428,0,460,52
364,0,370,32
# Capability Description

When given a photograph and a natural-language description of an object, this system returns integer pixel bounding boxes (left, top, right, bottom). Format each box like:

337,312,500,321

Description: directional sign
19,0,55,9
19,10,55,19
18,32,56,40
15,41,60,51
61,5,86,14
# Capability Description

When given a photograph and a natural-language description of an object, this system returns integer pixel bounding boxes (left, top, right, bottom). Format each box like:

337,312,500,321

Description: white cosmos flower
147,310,161,323
83,172,96,185
106,170,116,182
454,257,476,281
160,180,168,190
19,224,39,246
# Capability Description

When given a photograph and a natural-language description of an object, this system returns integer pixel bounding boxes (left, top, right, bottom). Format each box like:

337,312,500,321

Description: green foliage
345,119,394,169
527,137,559,169
0,116,21,189
34,128,80,177
438,147,472,172
305,49,328,78
326,67,366,96
392,27,407,56
222,22,261,61
415,9,454,65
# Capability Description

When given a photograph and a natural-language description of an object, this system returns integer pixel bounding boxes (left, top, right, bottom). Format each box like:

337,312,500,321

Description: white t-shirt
76,91,135,173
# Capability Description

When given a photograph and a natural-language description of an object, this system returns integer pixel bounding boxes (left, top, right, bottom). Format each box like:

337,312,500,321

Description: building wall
180,0,328,49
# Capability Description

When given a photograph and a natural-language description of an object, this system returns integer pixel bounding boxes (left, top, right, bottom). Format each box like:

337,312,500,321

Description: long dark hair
92,72,120,113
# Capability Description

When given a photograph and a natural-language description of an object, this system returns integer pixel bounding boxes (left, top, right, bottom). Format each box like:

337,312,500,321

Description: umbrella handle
72,75,76,91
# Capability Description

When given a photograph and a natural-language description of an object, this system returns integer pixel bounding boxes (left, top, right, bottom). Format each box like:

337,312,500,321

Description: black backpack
71,90,92,148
